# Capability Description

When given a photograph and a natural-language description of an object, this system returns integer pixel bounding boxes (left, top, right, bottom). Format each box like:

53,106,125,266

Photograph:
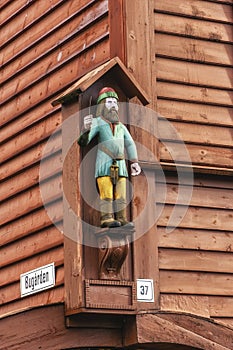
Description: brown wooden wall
157,172,233,328
153,0,233,329
0,0,109,318
154,0,233,170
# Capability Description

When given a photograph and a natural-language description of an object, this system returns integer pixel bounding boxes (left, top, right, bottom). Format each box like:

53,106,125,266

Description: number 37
140,285,149,296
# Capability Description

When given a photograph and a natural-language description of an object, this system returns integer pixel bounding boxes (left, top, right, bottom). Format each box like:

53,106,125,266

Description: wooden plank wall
0,0,109,318
157,172,233,328
154,0,233,329
154,0,233,169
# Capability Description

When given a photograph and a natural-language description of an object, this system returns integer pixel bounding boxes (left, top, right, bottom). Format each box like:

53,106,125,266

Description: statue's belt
99,144,124,161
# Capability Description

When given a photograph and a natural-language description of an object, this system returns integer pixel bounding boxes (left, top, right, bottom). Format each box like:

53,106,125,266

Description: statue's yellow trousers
97,176,126,200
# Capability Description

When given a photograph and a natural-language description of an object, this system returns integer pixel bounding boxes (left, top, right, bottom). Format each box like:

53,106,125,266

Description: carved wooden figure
78,86,141,280
78,87,141,229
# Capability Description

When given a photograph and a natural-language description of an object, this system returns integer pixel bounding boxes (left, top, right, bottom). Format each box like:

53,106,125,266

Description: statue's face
103,97,119,123
105,97,119,112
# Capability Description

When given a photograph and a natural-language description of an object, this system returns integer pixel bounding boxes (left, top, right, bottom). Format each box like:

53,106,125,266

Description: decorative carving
95,227,134,280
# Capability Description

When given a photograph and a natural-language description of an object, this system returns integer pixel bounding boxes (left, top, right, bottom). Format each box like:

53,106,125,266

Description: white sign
20,263,55,297
137,279,154,302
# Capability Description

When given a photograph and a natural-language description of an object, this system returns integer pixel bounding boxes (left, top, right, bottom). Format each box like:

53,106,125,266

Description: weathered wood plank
0,225,63,268
158,227,233,252
0,132,61,181
2,1,107,82
157,81,233,106
155,33,233,65
1,0,62,44
154,0,233,23
154,13,233,43
0,247,64,288
0,0,32,25
1,0,106,74
159,119,233,147
1,103,60,144
0,165,39,202
2,17,109,103
1,113,61,164
156,57,233,89
0,287,64,320
160,294,210,317
157,99,233,127
157,204,233,231
0,175,62,226
157,171,233,189
160,270,233,295
160,141,233,168
1,39,109,126
159,248,233,273
157,183,233,209
1,154,62,200
0,265,64,305
209,296,233,317
0,201,63,246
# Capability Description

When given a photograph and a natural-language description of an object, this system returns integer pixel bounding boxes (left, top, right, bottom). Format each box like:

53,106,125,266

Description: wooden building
1,0,233,349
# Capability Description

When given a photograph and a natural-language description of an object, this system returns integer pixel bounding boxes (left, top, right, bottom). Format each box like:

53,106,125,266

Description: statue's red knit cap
97,87,119,104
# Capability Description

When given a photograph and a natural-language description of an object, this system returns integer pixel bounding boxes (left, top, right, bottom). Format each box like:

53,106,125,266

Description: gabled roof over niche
52,56,150,106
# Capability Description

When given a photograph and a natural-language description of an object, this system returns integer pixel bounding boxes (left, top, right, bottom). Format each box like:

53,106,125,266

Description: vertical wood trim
109,0,126,63
124,0,156,109
123,0,159,310
62,101,85,313
132,171,160,310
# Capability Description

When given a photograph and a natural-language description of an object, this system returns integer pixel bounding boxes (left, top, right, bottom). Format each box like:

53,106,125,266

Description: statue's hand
83,114,93,130
131,162,141,176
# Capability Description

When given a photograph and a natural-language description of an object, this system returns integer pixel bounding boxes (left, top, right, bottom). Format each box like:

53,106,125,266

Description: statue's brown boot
100,199,121,228
115,199,134,227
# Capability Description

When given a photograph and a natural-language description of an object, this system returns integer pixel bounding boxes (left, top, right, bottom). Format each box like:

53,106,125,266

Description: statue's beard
103,108,119,123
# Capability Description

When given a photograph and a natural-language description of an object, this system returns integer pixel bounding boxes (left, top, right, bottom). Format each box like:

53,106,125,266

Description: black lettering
25,276,28,289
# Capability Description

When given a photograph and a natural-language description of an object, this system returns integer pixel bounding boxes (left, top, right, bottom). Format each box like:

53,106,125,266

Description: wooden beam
128,312,233,349
0,305,122,349
109,0,126,63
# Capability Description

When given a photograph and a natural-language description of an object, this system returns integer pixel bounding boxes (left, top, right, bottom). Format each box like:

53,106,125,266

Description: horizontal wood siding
154,0,233,170
157,172,233,328
0,0,110,318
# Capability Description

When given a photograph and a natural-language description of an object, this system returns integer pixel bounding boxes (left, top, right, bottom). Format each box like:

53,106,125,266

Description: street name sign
20,263,55,297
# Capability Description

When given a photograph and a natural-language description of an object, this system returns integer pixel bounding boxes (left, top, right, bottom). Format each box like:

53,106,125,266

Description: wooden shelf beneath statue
85,279,136,310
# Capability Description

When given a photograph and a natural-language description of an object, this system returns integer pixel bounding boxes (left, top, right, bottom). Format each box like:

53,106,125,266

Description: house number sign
136,279,154,302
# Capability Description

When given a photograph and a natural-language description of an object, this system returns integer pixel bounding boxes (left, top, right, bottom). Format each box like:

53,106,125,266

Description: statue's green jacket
78,116,138,178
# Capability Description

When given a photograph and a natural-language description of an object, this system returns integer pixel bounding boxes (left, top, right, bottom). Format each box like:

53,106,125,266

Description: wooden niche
52,57,150,323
